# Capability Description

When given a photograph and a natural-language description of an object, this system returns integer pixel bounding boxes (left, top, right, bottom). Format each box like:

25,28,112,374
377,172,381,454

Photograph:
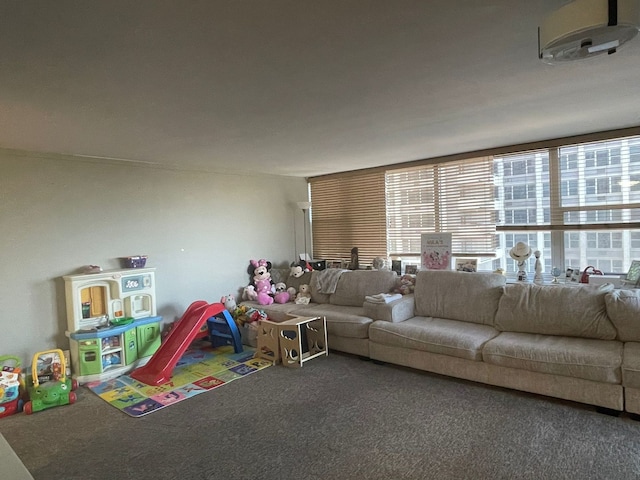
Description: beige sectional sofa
241,269,404,357
243,267,640,414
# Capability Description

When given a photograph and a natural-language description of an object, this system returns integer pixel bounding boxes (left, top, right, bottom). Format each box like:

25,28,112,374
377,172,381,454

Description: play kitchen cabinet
63,268,162,383
68,317,161,382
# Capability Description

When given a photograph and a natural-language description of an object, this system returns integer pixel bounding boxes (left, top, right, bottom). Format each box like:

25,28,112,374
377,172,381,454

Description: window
385,156,496,258
501,137,640,274
309,171,387,266
309,134,640,275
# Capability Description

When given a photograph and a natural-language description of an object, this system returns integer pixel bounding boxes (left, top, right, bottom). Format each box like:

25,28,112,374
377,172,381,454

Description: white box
588,275,622,288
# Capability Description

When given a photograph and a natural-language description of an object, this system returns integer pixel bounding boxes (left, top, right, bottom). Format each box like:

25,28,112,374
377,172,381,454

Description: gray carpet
2,352,640,480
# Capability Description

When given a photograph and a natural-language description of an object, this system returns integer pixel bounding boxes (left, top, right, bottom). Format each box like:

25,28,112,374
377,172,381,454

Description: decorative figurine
551,266,562,283
349,247,359,270
509,241,532,282
533,250,543,284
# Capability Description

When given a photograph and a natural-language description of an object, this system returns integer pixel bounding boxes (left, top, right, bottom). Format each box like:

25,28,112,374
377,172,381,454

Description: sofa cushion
309,271,332,304
605,289,640,342
483,332,622,384
413,270,506,325
363,294,415,323
329,270,398,307
295,304,372,339
369,317,500,361
494,283,617,340
622,342,640,388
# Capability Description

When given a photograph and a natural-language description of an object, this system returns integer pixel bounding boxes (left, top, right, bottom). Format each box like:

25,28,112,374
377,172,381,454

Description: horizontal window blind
494,150,551,231
386,156,497,257
309,171,387,266
554,137,640,230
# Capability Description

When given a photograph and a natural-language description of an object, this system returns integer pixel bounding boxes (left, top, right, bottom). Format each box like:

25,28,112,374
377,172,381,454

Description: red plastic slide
131,301,225,386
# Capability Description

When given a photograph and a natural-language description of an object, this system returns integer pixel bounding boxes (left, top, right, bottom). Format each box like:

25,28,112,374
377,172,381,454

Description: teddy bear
220,294,237,313
273,282,290,304
248,259,274,305
295,283,311,304
394,274,416,295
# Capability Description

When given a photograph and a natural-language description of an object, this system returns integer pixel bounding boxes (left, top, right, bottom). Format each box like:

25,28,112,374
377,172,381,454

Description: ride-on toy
0,355,24,418
24,349,78,415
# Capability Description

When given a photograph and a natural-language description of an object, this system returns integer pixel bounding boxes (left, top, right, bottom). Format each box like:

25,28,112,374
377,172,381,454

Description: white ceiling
2,1,640,178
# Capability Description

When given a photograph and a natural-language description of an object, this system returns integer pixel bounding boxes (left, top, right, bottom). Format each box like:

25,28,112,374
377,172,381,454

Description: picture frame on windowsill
405,264,418,275
455,258,477,273
623,260,640,287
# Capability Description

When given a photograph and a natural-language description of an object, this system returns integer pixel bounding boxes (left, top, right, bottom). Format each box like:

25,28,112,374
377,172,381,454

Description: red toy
0,355,24,418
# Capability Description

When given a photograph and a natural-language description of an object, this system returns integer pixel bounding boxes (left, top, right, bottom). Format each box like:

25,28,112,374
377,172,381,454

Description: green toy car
24,349,78,415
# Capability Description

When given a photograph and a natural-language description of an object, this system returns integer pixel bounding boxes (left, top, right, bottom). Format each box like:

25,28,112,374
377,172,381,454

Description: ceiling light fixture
538,0,640,64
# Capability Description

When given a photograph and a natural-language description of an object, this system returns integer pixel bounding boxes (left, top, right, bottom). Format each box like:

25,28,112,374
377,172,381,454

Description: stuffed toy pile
286,260,313,300
232,305,268,329
243,258,295,305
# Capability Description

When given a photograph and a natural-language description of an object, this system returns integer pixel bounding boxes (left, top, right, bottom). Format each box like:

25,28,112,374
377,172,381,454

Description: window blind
309,171,387,266
494,149,551,230
553,136,640,230
386,156,497,257
495,138,640,231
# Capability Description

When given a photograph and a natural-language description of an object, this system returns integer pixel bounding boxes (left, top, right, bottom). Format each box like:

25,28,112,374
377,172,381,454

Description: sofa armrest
363,294,415,322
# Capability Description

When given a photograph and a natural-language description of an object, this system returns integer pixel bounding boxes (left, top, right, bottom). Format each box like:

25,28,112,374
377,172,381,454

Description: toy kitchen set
64,267,162,384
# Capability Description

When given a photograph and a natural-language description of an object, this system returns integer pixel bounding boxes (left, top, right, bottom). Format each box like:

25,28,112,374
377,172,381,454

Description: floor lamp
297,201,311,261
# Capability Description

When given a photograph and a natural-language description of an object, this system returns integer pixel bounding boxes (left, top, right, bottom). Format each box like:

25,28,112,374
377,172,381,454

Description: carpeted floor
2,351,640,480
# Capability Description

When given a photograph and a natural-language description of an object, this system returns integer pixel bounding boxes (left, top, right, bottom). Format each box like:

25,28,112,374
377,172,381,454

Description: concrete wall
0,148,308,364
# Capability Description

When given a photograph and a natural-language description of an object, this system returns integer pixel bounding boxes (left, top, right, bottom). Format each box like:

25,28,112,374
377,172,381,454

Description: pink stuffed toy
254,278,274,305
248,259,274,305
273,282,290,304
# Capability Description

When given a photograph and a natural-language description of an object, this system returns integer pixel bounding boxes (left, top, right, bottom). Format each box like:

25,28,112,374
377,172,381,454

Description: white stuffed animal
242,286,257,302
221,294,237,313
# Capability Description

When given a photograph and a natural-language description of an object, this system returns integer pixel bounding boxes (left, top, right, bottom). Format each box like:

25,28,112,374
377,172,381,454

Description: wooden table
256,315,327,367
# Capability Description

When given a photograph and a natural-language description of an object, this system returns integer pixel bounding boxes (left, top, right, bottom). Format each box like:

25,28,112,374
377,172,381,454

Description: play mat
85,343,271,417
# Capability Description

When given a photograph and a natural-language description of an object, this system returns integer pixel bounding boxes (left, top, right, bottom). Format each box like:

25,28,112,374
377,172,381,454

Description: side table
256,315,328,367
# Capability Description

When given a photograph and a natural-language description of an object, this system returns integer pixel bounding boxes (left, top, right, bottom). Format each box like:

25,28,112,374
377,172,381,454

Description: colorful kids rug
85,343,271,417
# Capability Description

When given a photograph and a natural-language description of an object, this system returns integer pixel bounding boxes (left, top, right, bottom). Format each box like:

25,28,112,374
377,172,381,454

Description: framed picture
565,268,574,280
327,260,347,269
455,258,477,273
391,260,402,275
405,264,418,275
624,260,640,286
421,233,452,270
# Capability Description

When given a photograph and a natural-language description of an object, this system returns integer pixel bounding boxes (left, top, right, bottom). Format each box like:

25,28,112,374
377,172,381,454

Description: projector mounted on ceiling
538,0,640,64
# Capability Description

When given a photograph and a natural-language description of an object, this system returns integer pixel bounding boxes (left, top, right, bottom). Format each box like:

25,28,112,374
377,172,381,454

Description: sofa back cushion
494,283,617,339
414,270,506,325
309,270,332,304
329,270,398,307
605,289,640,341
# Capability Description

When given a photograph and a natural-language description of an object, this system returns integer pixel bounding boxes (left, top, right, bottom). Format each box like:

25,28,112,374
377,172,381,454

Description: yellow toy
24,349,78,415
